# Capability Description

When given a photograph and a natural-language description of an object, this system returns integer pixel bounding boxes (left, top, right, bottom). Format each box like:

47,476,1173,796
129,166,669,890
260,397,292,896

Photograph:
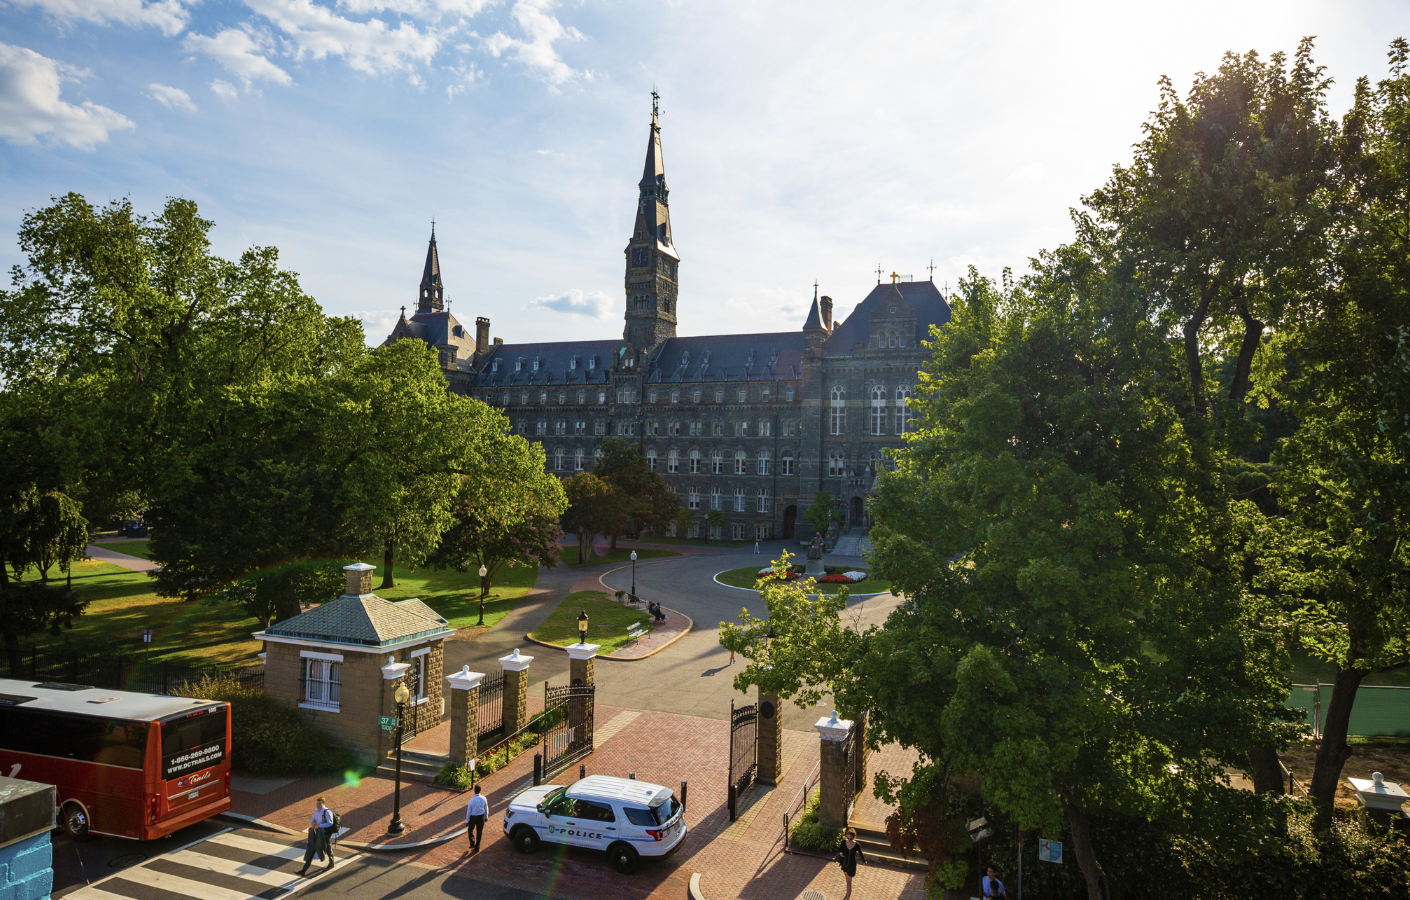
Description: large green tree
591,438,678,546
560,472,615,564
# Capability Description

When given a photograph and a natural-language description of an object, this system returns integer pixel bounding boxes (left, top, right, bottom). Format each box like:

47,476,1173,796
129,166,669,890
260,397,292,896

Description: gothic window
577,390,585,404
896,385,911,434
712,421,724,436
558,391,566,404
690,449,701,473
711,450,723,474
830,386,846,435
668,449,679,473
733,488,746,512
537,420,546,435
598,391,606,404
575,449,584,471
646,449,657,470
786,387,795,402
871,385,888,435
735,421,746,437
734,450,747,475
521,392,529,405
757,449,770,475
554,448,564,470
502,392,510,405
556,420,566,435
693,390,702,403
649,389,658,403
688,488,700,510
758,419,771,437
757,488,769,513
737,389,747,403
710,487,722,510
782,454,795,476
715,389,724,402
671,390,680,404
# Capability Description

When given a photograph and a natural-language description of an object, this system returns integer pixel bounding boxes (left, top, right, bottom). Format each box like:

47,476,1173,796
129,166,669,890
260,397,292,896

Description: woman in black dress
835,827,867,894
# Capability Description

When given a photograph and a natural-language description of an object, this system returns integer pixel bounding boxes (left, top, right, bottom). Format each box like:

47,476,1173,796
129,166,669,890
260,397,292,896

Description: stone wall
265,642,385,764
0,833,51,900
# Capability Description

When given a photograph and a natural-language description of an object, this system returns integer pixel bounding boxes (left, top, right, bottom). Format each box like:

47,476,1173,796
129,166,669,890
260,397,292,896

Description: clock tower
624,91,679,352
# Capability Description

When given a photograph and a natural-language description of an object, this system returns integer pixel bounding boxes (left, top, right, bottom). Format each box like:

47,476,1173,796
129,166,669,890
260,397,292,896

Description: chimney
475,317,490,355
344,562,375,597
820,296,834,333
494,337,504,346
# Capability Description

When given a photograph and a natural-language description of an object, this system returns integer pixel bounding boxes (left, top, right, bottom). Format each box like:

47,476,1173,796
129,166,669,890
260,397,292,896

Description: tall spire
623,91,679,350
418,224,443,314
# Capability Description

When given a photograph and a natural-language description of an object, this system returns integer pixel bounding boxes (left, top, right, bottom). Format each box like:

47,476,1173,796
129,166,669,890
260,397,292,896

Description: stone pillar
445,666,485,766
815,710,854,830
758,691,783,786
499,648,533,735
380,656,412,759
566,643,599,733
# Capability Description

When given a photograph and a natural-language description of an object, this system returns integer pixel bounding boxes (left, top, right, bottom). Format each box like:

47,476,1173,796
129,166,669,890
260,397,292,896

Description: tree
561,473,614,564
221,561,345,630
0,581,86,677
674,506,694,539
704,509,727,541
803,490,835,536
592,438,678,546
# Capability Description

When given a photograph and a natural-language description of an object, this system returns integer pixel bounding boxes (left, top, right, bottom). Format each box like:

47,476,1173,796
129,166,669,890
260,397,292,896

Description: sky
1,0,1405,346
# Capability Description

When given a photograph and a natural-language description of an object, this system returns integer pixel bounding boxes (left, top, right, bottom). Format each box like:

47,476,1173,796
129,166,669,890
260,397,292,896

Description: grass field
714,565,893,596
23,555,541,667
529,590,652,654
103,539,153,560
618,536,752,548
565,547,678,568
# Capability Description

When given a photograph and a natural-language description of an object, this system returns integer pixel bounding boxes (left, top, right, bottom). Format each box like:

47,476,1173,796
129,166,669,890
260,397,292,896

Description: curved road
442,540,903,733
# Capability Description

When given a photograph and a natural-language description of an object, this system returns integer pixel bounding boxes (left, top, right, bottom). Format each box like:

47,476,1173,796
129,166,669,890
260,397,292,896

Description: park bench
626,622,647,641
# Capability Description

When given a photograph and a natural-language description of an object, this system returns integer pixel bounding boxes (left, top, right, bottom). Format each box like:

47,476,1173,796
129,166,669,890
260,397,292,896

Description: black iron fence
479,672,505,740
781,761,821,853
728,699,758,821
541,682,595,777
14,649,264,695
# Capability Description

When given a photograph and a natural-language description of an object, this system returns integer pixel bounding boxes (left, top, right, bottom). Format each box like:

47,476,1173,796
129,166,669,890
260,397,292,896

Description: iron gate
541,682,595,776
728,699,758,821
478,672,505,741
840,720,860,823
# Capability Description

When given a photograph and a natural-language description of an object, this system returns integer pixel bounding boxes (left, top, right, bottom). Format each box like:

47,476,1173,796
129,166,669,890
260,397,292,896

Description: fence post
446,666,485,767
680,780,688,810
533,753,542,787
498,649,533,736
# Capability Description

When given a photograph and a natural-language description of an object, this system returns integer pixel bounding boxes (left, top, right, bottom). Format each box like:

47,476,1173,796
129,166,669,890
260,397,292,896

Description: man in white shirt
465,783,489,852
298,798,335,876
982,865,1007,898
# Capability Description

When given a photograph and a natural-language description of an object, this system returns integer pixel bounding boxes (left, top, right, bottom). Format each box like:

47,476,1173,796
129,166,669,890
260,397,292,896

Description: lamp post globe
630,550,637,599
477,564,489,625
388,681,412,834
577,610,589,645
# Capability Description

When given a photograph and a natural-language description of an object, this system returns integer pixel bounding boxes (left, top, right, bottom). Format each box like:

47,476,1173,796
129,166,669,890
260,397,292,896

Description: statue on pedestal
805,532,826,577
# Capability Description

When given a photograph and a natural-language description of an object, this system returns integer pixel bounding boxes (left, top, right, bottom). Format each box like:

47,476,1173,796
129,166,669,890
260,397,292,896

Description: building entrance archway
850,496,864,526
782,505,797,539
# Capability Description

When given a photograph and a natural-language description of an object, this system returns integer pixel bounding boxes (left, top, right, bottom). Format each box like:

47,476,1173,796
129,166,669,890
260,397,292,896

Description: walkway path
84,543,160,573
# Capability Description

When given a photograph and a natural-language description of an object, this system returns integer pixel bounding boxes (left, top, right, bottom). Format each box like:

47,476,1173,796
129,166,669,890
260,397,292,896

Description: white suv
503,775,687,873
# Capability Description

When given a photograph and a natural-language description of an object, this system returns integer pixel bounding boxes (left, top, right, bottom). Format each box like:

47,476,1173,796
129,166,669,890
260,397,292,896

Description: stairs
376,748,449,785
831,528,872,558
849,823,927,872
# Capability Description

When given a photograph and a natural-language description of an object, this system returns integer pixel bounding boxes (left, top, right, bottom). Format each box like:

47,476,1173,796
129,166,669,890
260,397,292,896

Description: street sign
379,715,399,732
967,817,992,843
1038,838,1062,863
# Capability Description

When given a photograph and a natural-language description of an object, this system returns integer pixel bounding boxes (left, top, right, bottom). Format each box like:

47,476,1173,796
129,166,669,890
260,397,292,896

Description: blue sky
1,0,1405,346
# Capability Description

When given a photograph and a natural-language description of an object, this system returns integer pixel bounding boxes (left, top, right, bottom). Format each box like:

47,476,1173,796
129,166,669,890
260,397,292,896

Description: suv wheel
609,843,638,874
512,827,540,854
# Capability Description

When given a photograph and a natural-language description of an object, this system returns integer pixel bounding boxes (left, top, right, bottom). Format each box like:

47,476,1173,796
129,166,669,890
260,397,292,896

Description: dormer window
589,357,597,370
533,358,541,371
492,360,500,373
515,358,524,372
570,357,578,370
681,352,690,367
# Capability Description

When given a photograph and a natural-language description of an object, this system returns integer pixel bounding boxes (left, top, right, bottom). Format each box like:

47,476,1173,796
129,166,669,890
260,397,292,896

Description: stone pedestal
815,710,854,830
499,648,533,736
804,556,826,577
758,691,783,786
566,643,599,733
380,657,412,758
446,666,485,766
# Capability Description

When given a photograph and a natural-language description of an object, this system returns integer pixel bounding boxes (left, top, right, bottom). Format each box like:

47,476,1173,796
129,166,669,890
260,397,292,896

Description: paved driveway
443,541,904,733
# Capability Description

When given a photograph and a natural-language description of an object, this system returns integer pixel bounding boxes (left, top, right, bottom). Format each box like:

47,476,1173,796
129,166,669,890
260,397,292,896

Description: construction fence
1287,683,1410,739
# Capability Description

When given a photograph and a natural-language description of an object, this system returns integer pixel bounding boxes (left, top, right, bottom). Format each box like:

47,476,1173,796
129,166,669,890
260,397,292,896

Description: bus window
95,721,148,769
161,709,226,779
0,709,147,768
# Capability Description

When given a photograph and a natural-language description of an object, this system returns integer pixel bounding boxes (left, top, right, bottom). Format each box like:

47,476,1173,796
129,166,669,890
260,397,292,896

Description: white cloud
146,82,196,112
6,0,189,37
0,42,134,149
444,60,479,99
481,0,582,85
526,288,611,318
352,309,399,344
209,79,239,101
243,0,443,74
184,28,293,87
338,0,494,16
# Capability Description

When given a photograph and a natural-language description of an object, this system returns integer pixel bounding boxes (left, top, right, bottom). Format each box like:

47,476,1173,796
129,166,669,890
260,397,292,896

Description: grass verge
529,590,652,654
102,539,154,560
714,565,892,596
376,563,539,631
565,547,678,568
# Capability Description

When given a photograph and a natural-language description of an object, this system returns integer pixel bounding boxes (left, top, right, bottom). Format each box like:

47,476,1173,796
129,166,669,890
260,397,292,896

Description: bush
476,731,540,777
173,675,360,777
436,763,476,790
788,790,841,853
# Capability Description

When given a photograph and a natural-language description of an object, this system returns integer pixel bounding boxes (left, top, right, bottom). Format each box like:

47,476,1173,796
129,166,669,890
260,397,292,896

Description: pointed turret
623,91,679,350
803,285,823,331
417,225,444,314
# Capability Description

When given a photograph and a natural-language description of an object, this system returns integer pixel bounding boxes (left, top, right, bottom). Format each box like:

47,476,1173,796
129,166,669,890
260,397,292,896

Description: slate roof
824,281,951,354
262,593,452,648
472,338,620,385
388,309,477,360
647,332,805,383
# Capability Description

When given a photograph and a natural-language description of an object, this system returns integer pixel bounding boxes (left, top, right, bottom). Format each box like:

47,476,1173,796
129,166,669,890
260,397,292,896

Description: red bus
0,678,231,841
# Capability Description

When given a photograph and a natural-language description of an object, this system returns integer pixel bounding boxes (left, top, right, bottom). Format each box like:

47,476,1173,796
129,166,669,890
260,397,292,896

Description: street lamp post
477,564,488,626
630,550,637,600
577,610,589,645
388,682,410,834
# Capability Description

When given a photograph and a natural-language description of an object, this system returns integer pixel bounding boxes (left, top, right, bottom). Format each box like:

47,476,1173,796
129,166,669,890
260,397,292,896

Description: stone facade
385,99,950,540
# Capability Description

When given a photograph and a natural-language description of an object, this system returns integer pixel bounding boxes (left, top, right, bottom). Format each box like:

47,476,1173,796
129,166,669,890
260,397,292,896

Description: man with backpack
298,798,337,876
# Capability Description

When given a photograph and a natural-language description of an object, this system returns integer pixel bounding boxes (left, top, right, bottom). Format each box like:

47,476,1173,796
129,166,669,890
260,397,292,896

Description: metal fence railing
479,673,505,739
17,649,265,695
782,761,821,853
1287,683,1410,739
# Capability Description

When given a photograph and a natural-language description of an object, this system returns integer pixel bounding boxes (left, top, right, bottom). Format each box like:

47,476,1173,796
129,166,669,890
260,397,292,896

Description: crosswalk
67,828,355,900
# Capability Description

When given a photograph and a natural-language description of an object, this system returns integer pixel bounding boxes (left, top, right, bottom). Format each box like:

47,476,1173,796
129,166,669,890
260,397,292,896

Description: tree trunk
5,631,23,679
1063,802,1109,900
1229,308,1265,402
381,539,395,589
610,532,618,551
1182,286,1213,417
1310,666,1364,827
1247,746,1285,794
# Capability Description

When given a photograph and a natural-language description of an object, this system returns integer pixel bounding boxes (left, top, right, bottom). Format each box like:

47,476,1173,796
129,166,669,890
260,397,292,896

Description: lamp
477,564,489,625
577,610,589,644
630,550,637,599
388,681,412,834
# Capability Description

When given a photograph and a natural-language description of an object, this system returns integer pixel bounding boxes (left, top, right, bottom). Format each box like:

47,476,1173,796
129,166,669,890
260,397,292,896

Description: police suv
503,775,686,873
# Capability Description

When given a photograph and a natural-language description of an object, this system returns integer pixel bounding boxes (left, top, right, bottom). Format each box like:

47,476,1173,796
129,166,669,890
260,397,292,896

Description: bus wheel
62,803,91,841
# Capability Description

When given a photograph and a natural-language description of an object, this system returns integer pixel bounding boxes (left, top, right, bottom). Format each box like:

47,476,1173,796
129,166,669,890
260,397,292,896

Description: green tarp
1287,684,1410,739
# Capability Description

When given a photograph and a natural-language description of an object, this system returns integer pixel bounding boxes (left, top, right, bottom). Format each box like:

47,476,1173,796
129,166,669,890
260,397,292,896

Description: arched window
895,385,911,434
690,449,701,473
757,488,769,513
710,487,722,510
733,488,746,512
734,450,747,475
521,392,529,405
556,420,566,435
715,389,725,402
898,332,906,348
671,389,680,403
577,390,585,405
594,448,604,464
757,449,770,475
667,449,679,473
737,389,747,403
598,391,606,404
540,391,548,404
646,448,657,471
574,449,584,471
558,391,566,404
830,386,846,435
554,448,564,470
782,453,795,476
711,450,724,474
536,420,546,436
693,389,702,403
757,419,770,437
501,391,510,405
649,389,658,403
871,385,887,435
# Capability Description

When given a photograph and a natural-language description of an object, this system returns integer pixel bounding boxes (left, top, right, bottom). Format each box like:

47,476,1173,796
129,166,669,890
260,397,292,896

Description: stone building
384,96,950,540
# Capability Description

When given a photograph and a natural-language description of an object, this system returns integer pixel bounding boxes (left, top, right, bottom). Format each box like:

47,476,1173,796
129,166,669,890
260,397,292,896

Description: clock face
631,247,649,268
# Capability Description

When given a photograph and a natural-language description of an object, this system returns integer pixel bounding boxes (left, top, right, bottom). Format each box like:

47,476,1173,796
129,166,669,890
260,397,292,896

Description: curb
711,571,891,598
218,812,468,851
689,872,706,900
523,606,693,661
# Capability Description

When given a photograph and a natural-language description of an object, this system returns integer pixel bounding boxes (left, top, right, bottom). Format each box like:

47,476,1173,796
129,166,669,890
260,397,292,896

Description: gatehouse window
304,657,341,711
830,386,846,435
896,385,911,434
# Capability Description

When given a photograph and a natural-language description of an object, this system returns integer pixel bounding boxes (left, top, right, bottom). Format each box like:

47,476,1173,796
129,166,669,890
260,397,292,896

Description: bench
626,623,647,640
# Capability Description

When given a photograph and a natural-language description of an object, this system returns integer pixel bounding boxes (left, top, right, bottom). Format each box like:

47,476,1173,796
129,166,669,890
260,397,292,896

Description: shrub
436,763,475,790
173,675,360,777
788,790,841,853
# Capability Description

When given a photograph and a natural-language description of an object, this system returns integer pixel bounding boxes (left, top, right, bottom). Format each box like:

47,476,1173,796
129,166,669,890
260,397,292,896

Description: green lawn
529,590,652,654
565,547,678,569
103,539,153,560
376,563,538,631
715,565,893,596
621,536,751,548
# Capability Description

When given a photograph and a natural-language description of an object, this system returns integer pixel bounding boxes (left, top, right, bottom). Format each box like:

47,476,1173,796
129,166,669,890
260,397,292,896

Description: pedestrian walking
465,783,489,852
982,865,1008,898
753,540,760,554
834,827,867,895
298,798,336,876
